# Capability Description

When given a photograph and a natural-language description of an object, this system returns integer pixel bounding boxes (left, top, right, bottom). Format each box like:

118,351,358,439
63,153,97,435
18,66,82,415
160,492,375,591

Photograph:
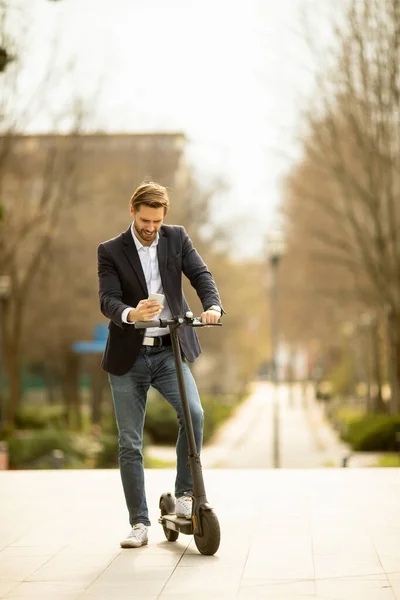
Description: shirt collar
131,223,159,251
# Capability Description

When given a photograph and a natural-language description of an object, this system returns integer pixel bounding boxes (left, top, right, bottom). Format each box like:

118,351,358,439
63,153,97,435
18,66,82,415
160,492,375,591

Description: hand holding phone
133,295,163,322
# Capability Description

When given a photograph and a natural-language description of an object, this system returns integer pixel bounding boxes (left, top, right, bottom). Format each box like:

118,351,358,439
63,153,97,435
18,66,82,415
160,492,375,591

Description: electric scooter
134,312,222,556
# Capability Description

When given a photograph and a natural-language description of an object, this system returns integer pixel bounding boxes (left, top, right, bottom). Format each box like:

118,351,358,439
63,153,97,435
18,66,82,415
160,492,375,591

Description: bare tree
282,0,400,411
0,1,88,426
0,131,84,425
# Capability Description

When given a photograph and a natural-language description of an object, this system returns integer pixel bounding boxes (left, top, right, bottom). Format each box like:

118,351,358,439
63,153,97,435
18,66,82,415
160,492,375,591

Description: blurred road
148,381,350,469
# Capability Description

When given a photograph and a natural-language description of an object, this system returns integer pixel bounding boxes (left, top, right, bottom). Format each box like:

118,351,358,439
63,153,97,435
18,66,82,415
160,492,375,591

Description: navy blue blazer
97,224,222,375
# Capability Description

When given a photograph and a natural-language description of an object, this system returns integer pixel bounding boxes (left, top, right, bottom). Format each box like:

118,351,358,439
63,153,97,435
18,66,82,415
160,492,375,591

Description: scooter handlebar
134,317,222,329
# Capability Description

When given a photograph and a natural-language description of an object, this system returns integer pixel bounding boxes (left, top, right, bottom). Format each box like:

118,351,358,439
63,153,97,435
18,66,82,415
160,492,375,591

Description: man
97,181,223,548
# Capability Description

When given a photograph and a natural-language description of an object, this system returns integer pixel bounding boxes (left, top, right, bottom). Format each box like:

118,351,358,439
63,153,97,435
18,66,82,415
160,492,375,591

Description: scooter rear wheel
194,510,220,555
160,500,179,542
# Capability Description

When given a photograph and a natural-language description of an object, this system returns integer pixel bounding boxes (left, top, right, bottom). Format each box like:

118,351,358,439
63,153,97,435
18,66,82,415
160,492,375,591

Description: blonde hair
130,181,170,214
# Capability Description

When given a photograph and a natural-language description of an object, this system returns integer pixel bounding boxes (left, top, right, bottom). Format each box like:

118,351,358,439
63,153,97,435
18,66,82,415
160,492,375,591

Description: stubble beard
133,221,156,245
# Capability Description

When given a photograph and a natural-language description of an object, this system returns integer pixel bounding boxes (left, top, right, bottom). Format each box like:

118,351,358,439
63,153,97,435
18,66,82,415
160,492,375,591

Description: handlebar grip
134,320,161,329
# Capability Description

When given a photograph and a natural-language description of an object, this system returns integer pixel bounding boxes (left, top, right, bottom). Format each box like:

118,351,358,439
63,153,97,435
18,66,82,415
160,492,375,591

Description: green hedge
7,429,83,468
95,435,119,468
15,404,67,430
144,393,239,445
94,431,151,468
3,392,243,468
202,395,236,443
144,397,178,444
327,403,366,436
342,415,400,451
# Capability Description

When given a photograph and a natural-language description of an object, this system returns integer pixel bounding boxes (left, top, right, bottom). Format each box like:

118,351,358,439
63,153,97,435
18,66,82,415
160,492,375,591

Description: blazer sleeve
180,227,224,312
97,243,132,328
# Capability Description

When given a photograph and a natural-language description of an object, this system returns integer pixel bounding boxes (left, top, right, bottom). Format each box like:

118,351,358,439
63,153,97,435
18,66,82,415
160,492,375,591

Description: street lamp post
360,312,384,413
0,275,11,431
267,231,286,469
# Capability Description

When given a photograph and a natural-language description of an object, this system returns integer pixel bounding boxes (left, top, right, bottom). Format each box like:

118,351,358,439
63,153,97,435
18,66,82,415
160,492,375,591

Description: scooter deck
158,514,193,535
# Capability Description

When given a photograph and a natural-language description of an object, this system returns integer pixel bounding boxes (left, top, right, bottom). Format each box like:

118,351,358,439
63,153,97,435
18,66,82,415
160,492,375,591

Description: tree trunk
91,364,104,426
371,319,385,413
387,309,400,414
394,333,400,415
3,341,22,426
44,366,57,406
360,327,373,413
61,351,80,429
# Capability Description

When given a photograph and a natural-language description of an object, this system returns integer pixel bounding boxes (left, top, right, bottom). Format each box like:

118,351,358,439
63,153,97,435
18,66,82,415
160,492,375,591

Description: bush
94,430,152,468
100,408,118,435
95,435,119,468
7,429,81,468
145,397,178,444
342,415,400,451
144,392,240,445
15,404,66,430
202,395,237,443
328,403,366,435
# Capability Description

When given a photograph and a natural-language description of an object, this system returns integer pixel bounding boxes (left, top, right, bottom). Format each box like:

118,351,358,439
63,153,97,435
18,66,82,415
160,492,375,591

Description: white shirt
121,225,172,336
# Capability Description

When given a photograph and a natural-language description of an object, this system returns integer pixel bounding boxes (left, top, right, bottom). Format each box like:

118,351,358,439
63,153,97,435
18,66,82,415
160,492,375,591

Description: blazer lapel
157,229,168,290
122,227,148,297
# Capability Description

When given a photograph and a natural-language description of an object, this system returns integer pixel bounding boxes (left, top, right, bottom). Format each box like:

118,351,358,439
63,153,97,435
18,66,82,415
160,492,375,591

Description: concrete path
1,468,400,599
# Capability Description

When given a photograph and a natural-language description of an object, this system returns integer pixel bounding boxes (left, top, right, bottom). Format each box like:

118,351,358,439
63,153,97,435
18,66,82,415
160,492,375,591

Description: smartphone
148,293,165,305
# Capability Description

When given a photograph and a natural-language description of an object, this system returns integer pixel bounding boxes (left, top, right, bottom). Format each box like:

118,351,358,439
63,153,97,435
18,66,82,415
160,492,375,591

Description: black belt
142,334,172,347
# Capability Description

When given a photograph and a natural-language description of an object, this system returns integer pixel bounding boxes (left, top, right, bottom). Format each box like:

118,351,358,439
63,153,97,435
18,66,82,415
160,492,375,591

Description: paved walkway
1,468,400,599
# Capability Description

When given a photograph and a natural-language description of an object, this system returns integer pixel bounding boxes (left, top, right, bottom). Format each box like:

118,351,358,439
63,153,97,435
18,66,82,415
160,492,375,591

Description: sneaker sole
120,539,148,548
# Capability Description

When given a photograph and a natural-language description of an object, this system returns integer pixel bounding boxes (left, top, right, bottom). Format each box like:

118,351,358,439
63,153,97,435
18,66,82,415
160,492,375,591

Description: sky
8,0,336,259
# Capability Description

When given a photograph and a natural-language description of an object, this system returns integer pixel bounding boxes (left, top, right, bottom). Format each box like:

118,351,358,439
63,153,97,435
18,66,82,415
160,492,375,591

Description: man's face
130,204,165,245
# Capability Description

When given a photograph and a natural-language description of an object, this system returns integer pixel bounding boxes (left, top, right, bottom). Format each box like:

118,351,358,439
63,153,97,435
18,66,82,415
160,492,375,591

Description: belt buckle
143,336,155,346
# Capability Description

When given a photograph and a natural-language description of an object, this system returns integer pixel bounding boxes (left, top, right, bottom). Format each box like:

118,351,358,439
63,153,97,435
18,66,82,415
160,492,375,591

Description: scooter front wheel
160,499,179,542
194,510,220,555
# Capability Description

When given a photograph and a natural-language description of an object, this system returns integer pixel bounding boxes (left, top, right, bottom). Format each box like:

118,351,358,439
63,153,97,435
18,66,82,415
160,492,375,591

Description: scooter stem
169,324,207,500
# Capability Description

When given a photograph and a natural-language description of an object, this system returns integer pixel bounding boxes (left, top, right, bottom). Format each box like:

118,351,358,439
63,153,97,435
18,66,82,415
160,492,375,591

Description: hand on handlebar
200,308,221,325
128,299,163,322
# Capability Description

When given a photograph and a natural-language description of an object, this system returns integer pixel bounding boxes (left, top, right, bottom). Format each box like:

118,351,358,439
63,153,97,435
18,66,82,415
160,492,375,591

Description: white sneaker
120,523,148,548
175,495,192,520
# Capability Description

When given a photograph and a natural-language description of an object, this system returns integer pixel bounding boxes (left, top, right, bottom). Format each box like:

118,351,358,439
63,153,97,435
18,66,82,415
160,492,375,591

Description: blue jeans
108,345,204,527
